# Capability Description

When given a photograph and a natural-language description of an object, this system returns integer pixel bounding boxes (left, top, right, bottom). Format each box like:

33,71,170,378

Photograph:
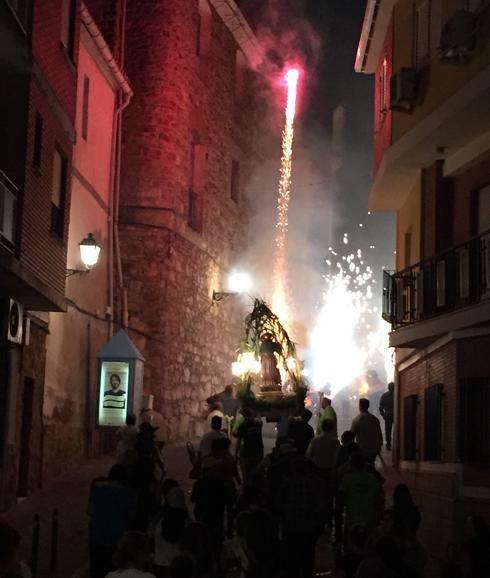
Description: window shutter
404,394,418,460
193,144,207,192
460,378,490,464
424,384,443,460
414,0,430,66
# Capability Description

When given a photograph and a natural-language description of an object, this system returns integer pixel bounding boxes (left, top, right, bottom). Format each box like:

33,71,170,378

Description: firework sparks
309,237,393,398
272,68,300,327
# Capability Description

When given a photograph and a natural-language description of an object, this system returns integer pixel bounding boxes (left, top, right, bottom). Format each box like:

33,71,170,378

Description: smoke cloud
239,0,395,392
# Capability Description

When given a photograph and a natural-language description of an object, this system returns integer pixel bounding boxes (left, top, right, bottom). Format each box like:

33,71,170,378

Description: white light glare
228,271,251,293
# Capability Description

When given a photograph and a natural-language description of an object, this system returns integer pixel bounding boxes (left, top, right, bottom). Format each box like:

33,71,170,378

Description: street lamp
66,233,101,277
212,270,251,301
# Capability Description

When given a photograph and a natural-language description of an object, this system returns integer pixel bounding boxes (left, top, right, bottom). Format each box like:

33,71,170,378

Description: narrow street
3,426,412,578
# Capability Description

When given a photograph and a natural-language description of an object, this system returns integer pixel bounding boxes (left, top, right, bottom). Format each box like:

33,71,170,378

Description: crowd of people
0,384,488,578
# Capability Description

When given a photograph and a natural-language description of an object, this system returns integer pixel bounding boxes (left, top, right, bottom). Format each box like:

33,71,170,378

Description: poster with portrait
98,361,130,427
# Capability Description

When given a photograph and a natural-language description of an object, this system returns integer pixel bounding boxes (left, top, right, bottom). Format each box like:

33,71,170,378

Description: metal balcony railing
383,229,490,329
0,169,18,250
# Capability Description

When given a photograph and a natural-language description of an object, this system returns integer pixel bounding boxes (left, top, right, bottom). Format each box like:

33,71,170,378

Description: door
17,377,34,497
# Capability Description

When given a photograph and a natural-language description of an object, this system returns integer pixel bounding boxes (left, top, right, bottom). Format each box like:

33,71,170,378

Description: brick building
356,0,490,558
117,0,264,440
0,0,264,509
0,0,79,509
0,0,130,509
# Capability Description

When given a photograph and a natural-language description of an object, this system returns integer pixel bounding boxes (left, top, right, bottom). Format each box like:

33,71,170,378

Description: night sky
302,0,395,271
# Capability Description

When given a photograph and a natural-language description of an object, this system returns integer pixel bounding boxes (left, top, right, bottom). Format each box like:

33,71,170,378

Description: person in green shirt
317,396,338,437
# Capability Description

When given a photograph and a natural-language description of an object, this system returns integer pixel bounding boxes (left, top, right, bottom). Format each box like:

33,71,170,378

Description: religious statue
259,333,282,393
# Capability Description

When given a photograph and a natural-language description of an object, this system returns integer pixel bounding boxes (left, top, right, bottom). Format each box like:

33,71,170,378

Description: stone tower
118,0,262,439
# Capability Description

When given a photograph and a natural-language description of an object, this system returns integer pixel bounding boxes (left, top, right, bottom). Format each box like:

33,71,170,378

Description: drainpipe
113,0,130,330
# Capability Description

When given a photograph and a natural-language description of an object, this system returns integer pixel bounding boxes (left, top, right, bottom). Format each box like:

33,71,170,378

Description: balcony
383,230,490,347
0,169,18,251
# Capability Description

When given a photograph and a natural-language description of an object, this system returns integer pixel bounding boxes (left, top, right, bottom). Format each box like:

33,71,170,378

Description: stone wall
119,0,260,440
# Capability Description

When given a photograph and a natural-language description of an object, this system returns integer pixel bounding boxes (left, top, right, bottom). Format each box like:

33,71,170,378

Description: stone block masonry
119,0,261,440
119,222,245,441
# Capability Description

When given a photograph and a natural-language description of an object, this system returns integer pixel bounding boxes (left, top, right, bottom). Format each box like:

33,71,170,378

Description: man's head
388,382,395,393
321,397,332,409
302,409,313,423
210,415,222,431
108,464,127,485
110,374,121,391
321,418,334,435
210,401,223,412
224,384,234,396
359,398,370,412
340,430,355,446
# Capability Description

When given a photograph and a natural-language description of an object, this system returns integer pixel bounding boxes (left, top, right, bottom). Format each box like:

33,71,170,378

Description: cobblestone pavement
3,427,401,578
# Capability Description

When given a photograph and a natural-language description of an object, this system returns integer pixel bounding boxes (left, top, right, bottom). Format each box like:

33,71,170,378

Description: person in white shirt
199,415,227,458
105,531,155,578
206,401,225,429
306,419,340,471
148,484,189,575
350,398,383,465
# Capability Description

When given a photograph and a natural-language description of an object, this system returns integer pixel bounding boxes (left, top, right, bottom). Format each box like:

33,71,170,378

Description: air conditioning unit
390,68,417,111
2,299,24,344
440,11,476,62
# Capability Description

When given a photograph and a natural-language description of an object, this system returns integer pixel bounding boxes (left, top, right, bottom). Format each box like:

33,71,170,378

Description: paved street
3,426,407,578
3,442,196,578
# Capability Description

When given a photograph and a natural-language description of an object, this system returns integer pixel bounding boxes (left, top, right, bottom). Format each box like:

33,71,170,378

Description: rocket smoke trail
272,68,299,328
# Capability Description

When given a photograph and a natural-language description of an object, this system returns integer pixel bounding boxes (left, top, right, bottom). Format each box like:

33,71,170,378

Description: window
51,148,68,237
33,113,43,167
414,0,430,66
477,185,490,234
460,378,490,464
379,58,388,121
403,394,418,460
404,229,412,269
230,160,240,203
196,0,212,57
60,0,77,61
424,384,443,460
188,140,207,232
0,170,17,247
81,75,90,140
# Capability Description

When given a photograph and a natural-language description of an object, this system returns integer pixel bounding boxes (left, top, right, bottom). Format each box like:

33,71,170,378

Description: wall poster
98,361,130,427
